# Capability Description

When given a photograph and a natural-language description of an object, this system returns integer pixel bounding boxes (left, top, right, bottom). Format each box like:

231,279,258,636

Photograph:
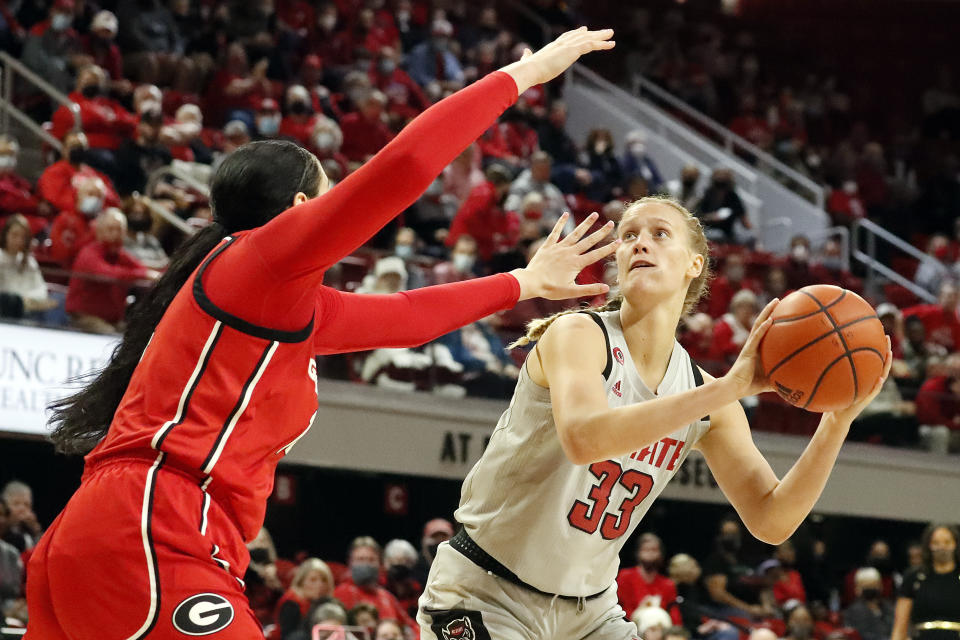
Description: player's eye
622,231,637,240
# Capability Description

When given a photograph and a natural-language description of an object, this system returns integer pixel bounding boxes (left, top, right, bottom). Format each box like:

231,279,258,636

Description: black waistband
449,528,607,601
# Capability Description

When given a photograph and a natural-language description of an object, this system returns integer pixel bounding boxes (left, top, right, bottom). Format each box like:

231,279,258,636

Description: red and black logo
612,380,622,397
612,347,624,365
774,381,804,405
172,593,234,636
425,609,490,640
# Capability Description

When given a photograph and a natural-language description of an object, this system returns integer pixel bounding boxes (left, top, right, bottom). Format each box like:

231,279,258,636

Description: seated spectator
781,235,817,290
246,527,287,625
356,256,407,295
759,266,790,307
391,227,427,289
167,103,213,164
442,144,485,205
664,165,703,212
621,129,663,192
585,128,623,201
445,164,518,263
81,10,126,92
406,19,465,89
843,540,897,605
0,500,23,610
413,519,454,585
843,567,893,640
19,0,83,95
500,104,540,165
287,601,350,640
537,100,579,167
696,168,750,244
667,554,738,640
433,318,519,399
1,480,41,552
254,98,283,140
632,606,672,640
826,179,866,227
113,107,173,195
903,281,960,352
122,196,168,270
914,235,953,296
383,539,421,617
704,253,760,318
51,65,138,153
771,540,807,605
677,312,716,369
728,95,773,151
811,237,861,291
333,536,417,635
0,215,57,318
711,289,759,366
900,315,948,397
374,619,404,640
212,120,252,171
279,86,319,147
204,43,272,127
309,116,348,177
116,0,184,85
48,175,107,266
64,208,152,334
0,136,50,235
274,558,335,640
617,533,681,623
915,353,960,450
370,46,429,121
340,90,394,163
37,131,121,214
702,517,771,618
504,151,566,224
347,602,379,637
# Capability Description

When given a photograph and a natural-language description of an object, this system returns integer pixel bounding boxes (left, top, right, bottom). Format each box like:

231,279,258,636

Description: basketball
759,285,887,413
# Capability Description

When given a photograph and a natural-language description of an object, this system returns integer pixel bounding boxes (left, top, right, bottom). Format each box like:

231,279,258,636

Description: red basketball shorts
24,455,263,639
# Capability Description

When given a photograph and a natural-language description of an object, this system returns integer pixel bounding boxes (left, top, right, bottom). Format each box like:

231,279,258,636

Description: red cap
423,518,454,539
259,98,279,112
303,54,322,70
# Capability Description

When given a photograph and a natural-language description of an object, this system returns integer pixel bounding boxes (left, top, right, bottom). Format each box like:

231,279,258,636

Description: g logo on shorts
172,593,234,635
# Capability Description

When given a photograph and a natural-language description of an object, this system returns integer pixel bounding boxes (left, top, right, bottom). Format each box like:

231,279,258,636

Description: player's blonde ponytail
508,196,711,349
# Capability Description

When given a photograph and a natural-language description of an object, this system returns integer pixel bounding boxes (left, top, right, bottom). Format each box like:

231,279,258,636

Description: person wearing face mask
665,166,703,213
826,177,866,227
254,98,284,140
621,130,663,193
781,235,817,290
433,235,478,285
413,519,455,585
695,168,749,244
20,0,84,95
584,128,623,201
122,196,168,270
370,46,429,117
65,208,155,334
334,537,418,636
406,19,465,89
617,533,682,623
113,107,174,195
783,605,816,640
308,115,349,177
392,227,428,289
37,131,122,214
702,517,771,618
844,567,894,640
48,175,107,266
51,65,138,152
445,164,519,263
844,540,897,605
279,86,319,146
383,539,422,617
80,10,127,92
771,540,807,605
0,136,50,235
339,89,394,163
705,253,761,319
893,523,960,640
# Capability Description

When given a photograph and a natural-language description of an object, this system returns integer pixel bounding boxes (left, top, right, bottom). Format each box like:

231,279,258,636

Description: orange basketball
759,285,887,412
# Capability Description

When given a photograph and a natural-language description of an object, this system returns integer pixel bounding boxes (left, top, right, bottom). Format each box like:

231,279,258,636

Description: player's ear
687,252,704,279
292,191,309,206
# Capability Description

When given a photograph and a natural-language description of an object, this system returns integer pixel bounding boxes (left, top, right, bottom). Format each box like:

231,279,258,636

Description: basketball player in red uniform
23,28,617,640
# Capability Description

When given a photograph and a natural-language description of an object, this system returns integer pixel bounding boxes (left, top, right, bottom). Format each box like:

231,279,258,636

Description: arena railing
0,51,80,153
852,218,938,304
143,163,214,236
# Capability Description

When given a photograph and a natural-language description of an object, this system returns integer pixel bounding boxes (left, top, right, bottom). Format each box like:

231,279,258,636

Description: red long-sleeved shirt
48,209,93,266
616,568,682,623
37,160,122,213
916,376,960,430
64,241,149,323
51,92,138,149
339,111,395,162
333,581,416,634
445,180,520,261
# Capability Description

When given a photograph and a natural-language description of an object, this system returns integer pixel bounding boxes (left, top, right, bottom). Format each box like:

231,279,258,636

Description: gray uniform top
455,310,712,597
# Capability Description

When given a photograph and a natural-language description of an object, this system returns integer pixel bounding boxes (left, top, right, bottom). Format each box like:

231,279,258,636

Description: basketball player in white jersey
417,196,892,640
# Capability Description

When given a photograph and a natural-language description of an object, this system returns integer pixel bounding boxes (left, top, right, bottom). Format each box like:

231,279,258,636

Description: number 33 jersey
455,310,711,597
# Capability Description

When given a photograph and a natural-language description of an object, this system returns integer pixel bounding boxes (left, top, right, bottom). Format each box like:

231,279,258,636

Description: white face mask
51,12,72,31
0,155,16,170
843,180,858,195
452,253,475,273
79,195,103,215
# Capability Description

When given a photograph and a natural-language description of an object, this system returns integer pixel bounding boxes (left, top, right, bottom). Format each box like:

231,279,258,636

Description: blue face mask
395,244,414,259
350,563,379,587
258,116,280,136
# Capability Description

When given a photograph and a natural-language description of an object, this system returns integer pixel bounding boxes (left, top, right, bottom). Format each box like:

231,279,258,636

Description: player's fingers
579,239,620,265
544,212,569,245
560,282,610,300
574,220,615,252
755,297,780,326
561,212,599,245
743,317,774,353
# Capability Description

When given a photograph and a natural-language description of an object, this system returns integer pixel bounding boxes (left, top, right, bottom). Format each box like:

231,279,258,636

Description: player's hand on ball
501,27,615,94
511,212,618,301
723,298,780,398
823,335,893,427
